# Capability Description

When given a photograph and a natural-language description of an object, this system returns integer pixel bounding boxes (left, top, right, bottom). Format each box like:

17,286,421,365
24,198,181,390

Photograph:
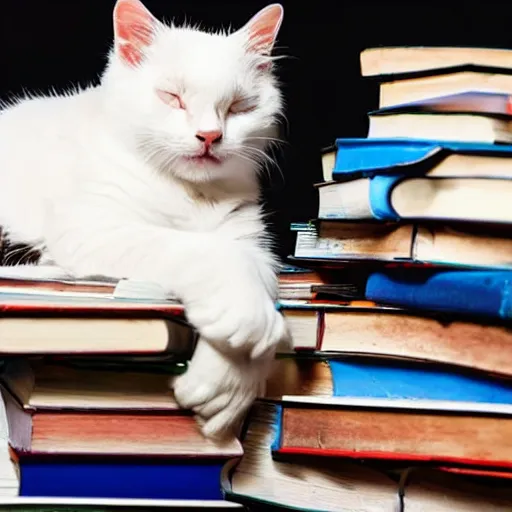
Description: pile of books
223,46,512,511
0,274,248,510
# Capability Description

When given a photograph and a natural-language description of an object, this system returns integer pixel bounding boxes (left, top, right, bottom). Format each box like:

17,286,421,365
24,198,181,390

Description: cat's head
103,0,284,184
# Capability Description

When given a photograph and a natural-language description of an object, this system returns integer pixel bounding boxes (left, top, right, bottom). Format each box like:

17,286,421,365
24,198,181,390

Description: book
279,301,402,353
15,457,233,501
374,90,512,117
0,286,195,355
276,306,512,376
379,71,512,108
360,46,512,78
292,222,416,262
277,264,369,301
0,497,243,510
291,221,512,269
0,383,245,502
368,91,512,143
320,145,336,182
326,137,512,181
0,266,173,300
1,384,242,457
317,174,512,223
0,390,18,498
226,403,512,511
0,359,182,411
223,402,398,511
268,357,512,405
364,270,512,321
0,292,185,315
273,396,512,469
368,112,512,144
0,315,193,356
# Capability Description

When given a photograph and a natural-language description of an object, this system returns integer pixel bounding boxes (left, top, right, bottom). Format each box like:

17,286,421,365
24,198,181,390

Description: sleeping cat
0,0,290,437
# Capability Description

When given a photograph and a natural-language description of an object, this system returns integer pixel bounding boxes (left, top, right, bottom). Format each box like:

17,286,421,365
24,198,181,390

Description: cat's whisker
240,145,285,184
230,150,261,168
242,146,276,167
245,136,286,145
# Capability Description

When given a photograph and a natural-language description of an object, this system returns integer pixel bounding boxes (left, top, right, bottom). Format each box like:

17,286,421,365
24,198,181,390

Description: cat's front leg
181,237,289,360
45,201,288,361
171,336,274,438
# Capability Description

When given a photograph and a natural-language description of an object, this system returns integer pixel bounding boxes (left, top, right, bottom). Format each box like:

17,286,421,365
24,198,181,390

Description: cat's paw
188,292,286,360
182,246,287,359
170,337,272,439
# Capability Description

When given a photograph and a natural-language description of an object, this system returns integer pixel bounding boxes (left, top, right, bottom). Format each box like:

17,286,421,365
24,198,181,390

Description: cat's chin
184,154,224,167
168,154,234,183
168,152,259,185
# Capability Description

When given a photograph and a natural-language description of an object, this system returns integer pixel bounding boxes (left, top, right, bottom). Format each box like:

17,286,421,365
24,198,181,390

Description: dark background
1,1,511,258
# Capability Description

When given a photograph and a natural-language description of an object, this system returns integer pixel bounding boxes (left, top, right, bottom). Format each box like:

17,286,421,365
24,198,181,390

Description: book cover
331,137,512,180
365,270,512,320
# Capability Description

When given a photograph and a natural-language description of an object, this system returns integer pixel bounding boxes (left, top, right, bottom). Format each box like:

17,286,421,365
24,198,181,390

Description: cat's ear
239,4,283,61
113,0,159,67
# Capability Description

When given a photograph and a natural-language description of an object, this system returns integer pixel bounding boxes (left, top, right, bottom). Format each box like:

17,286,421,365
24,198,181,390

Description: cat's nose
195,130,223,147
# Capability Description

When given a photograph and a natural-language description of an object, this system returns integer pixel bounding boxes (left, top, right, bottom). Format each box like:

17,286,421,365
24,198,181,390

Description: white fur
0,0,289,437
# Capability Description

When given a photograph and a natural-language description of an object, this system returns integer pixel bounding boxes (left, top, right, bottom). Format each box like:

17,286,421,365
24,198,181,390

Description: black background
1,1,511,258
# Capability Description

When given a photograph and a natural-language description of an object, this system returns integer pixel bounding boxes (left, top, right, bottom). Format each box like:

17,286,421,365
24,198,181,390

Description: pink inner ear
247,5,283,54
114,0,155,66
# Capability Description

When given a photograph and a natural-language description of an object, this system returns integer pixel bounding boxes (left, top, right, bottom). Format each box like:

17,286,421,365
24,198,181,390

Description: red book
2,384,241,459
272,397,512,470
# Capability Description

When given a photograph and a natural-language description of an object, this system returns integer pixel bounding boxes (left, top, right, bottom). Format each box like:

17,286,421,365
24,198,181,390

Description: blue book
365,269,512,320
328,358,512,403
317,140,512,222
268,358,512,468
317,173,512,223
330,137,512,180
19,458,225,500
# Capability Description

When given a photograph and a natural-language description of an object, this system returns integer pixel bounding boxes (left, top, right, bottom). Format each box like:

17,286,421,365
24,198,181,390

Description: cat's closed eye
229,97,257,115
156,90,185,109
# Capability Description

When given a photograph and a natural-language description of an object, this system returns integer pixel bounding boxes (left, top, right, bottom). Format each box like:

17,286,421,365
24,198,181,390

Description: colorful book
319,139,512,220
271,396,512,469
317,171,512,224
267,357,512,404
327,137,512,180
17,458,230,500
325,358,512,403
364,269,512,320
1,384,242,458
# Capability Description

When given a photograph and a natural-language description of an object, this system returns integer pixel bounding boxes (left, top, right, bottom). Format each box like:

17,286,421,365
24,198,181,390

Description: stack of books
0,274,248,510
222,46,512,511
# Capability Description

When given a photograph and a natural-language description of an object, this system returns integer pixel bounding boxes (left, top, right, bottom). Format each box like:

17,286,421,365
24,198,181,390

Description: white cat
0,0,290,437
